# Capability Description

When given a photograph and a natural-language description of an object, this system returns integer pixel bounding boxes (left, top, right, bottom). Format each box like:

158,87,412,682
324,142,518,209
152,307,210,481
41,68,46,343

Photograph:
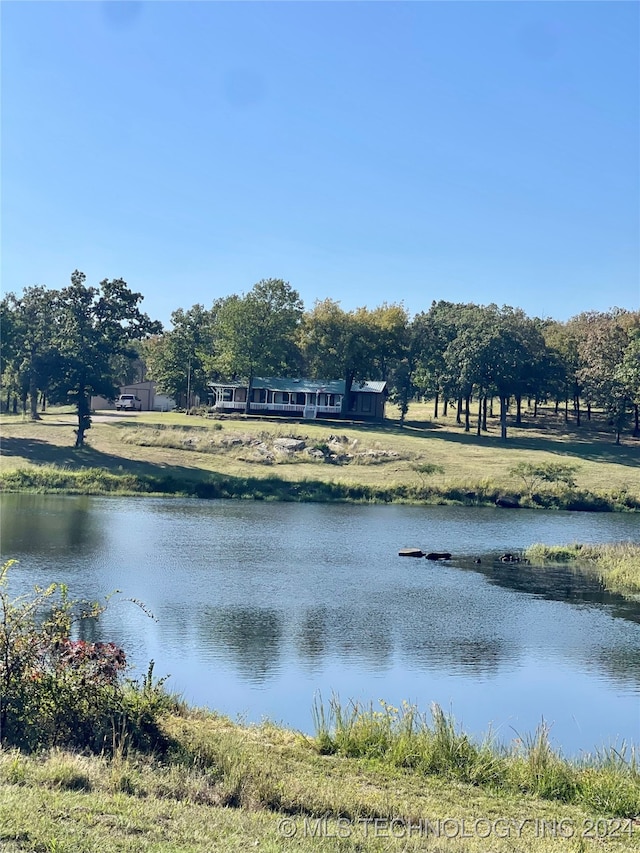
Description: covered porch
208,380,343,418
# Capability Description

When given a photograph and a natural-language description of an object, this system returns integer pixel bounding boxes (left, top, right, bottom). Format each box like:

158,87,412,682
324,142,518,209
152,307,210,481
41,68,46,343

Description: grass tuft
312,697,640,816
525,542,640,598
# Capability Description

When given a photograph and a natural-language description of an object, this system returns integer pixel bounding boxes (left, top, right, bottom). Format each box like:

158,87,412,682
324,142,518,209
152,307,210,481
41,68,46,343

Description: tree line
2,273,639,445
1,272,160,446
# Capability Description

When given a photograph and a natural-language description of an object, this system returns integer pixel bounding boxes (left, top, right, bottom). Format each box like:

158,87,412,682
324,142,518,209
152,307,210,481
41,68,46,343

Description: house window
296,392,306,405
236,388,247,402
274,392,290,405
253,388,266,403
361,395,372,413
222,388,233,402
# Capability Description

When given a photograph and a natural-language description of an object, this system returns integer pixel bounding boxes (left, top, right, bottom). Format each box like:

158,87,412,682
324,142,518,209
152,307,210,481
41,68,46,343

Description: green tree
353,303,409,381
510,462,579,495
387,312,434,425
214,278,303,412
548,314,595,424
300,299,358,380
1,287,58,420
0,295,20,412
144,303,218,408
413,301,476,418
499,307,549,426
408,311,444,416
539,320,573,418
301,300,408,417
441,307,492,433
47,271,161,446
619,329,640,435
440,305,535,440
576,311,635,444
489,310,536,440
0,296,18,379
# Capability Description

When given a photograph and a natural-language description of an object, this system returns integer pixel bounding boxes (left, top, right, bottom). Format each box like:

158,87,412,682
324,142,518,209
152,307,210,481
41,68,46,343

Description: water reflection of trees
196,605,396,680
295,607,329,666
295,607,394,670
589,646,640,690
196,601,506,681
1,495,101,556
399,634,508,677
74,616,102,644
198,607,284,683
179,565,640,689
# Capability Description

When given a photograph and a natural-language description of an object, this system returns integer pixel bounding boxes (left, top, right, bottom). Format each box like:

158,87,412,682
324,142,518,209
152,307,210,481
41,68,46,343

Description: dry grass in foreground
1,706,639,853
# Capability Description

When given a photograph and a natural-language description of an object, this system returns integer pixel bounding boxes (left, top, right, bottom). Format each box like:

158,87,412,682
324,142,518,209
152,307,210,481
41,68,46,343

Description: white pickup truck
115,394,142,411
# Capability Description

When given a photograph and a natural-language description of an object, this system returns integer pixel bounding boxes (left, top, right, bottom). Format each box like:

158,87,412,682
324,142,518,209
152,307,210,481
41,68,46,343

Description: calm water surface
2,494,639,755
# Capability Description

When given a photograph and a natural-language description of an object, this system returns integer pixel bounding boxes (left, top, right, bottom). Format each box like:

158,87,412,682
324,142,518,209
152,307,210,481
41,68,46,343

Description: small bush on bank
510,462,579,495
0,560,174,753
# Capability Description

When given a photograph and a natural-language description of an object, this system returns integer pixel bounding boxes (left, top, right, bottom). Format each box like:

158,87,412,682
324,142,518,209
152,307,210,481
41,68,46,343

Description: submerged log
399,548,425,558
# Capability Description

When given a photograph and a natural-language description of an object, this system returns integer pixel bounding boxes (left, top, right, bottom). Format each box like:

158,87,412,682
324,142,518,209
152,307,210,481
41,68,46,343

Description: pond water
2,494,639,755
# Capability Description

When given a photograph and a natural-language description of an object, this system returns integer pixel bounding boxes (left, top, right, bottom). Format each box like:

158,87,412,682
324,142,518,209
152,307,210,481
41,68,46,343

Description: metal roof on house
254,377,346,394
208,377,345,393
207,380,246,389
352,380,387,394
208,377,387,394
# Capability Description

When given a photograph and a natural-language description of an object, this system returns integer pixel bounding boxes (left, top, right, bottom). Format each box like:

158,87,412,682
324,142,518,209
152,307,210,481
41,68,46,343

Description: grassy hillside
1,403,638,511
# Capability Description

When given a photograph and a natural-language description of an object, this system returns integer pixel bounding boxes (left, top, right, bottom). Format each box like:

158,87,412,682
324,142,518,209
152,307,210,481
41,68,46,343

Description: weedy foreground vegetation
1,561,639,852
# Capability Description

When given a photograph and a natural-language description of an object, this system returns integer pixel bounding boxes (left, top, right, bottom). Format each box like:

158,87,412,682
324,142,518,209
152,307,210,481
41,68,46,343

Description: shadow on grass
0,436,216,481
2,427,638,509
133,410,640,468
388,418,640,468
0,436,381,502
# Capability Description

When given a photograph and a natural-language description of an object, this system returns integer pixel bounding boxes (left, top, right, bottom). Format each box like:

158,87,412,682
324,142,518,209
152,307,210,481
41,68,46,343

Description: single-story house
207,377,387,421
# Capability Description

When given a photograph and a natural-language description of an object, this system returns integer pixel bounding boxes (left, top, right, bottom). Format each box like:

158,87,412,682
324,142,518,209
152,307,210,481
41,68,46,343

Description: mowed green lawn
0,402,638,503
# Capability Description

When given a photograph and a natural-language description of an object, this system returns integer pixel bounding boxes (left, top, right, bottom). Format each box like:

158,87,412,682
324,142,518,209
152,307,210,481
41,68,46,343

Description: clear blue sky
2,1,639,329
